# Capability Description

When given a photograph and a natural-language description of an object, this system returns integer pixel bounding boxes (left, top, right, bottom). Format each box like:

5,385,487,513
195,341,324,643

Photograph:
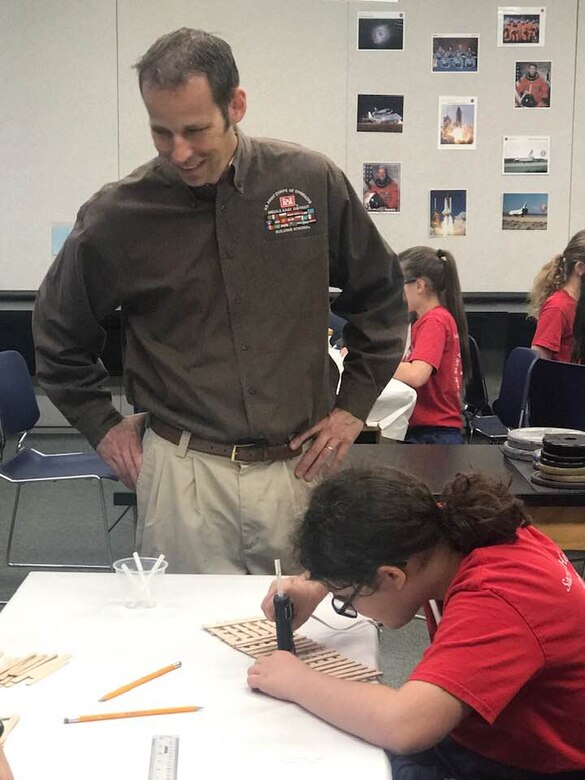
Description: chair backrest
527,359,585,429
0,350,40,437
492,347,538,428
464,335,491,414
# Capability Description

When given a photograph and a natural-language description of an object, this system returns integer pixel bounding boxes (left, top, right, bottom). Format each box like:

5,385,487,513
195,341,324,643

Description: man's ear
229,87,247,125
378,564,407,592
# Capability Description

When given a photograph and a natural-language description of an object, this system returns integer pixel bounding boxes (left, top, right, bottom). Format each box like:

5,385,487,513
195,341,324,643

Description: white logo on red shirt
558,552,573,593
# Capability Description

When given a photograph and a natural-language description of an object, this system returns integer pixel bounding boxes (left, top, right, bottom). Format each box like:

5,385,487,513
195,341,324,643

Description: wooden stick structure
0,653,71,687
204,617,382,682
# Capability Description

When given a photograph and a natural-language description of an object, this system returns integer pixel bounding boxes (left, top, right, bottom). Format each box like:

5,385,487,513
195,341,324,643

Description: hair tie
437,250,447,262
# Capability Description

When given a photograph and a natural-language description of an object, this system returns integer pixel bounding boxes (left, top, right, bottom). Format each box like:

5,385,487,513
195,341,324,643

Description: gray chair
0,350,118,569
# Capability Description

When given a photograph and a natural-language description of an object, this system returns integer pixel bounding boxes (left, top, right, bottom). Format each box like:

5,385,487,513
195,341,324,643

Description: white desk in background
329,346,416,440
0,573,391,780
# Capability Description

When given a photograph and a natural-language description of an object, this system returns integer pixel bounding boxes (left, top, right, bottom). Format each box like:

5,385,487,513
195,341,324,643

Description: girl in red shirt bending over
250,467,585,779
529,230,585,363
393,246,470,444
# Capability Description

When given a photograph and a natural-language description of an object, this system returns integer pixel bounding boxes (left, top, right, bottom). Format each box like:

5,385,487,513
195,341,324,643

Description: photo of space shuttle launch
429,190,467,237
438,96,476,149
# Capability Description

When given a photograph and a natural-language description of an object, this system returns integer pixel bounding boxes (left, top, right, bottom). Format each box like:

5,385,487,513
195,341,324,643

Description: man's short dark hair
134,28,240,126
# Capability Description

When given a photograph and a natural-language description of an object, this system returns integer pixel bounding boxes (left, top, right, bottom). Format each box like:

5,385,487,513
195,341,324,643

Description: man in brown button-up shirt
33,28,407,573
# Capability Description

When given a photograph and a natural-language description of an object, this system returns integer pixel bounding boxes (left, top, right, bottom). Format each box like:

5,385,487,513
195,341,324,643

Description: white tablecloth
330,347,417,440
0,573,391,780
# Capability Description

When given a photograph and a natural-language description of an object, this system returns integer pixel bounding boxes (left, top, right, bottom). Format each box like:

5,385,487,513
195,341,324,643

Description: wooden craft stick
64,705,201,724
8,655,58,684
0,658,18,678
26,655,72,684
98,661,182,701
0,654,38,681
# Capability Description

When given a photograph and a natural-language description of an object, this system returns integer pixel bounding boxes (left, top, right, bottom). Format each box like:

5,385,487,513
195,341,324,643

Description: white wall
0,0,583,292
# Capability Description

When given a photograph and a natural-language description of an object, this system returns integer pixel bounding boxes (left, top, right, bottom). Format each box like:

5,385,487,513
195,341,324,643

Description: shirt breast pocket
258,232,329,316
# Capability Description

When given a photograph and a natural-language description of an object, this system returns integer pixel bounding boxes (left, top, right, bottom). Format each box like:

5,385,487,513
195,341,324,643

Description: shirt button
234,295,242,305
225,250,234,259
248,387,256,395
219,203,227,212
241,344,249,351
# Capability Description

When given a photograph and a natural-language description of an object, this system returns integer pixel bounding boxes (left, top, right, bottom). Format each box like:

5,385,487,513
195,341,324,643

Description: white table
0,573,391,779
329,347,417,440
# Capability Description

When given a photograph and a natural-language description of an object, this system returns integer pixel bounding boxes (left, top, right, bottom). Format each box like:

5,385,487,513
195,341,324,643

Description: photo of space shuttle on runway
502,192,548,230
503,135,550,174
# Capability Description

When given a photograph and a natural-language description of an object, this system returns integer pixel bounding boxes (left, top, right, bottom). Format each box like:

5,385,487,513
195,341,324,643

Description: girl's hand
261,575,328,631
247,651,313,702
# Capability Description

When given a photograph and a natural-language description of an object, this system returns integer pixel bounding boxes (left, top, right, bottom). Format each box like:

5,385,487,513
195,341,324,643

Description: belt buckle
230,443,256,462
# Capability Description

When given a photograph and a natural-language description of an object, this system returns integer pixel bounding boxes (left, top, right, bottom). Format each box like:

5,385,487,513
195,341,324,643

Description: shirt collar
230,129,251,195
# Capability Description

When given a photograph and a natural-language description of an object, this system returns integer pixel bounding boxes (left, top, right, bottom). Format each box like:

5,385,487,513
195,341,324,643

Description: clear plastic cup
113,556,168,608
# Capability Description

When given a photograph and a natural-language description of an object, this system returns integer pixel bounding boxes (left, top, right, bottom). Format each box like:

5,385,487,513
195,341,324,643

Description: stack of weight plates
502,428,583,461
532,432,585,489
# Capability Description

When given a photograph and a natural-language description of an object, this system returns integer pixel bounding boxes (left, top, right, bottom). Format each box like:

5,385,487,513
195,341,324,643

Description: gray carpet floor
0,433,429,684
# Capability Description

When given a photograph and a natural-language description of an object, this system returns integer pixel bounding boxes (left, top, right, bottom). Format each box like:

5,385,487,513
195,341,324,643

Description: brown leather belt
149,416,301,463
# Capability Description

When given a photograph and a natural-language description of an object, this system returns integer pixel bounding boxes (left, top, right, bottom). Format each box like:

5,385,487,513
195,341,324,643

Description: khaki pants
136,428,317,574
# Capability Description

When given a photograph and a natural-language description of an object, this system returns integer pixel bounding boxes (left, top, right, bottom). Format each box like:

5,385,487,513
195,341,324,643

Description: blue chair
0,350,118,569
468,347,538,442
526,358,585,429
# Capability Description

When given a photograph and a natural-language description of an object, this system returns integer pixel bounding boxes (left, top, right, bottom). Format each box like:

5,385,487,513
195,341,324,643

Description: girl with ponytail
529,230,585,362
393,246,470,444
249,466,585,779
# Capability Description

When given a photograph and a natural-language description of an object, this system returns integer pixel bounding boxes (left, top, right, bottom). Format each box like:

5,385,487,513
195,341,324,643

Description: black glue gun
273,558,296,654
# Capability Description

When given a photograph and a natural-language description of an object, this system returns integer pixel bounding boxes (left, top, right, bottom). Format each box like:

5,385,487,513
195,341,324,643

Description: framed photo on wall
432,35,479,72
357,94,404,132
438,97,476,149
363,163,401,213
430,190,467,237
497,7,545,46
514,61,551,107
357,12,404,50
502,135,550,174
502,193,548,230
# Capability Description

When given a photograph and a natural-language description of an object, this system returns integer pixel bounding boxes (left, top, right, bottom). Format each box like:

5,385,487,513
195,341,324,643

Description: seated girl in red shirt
250,467,585,780
393,246,470,444
529,230,585,363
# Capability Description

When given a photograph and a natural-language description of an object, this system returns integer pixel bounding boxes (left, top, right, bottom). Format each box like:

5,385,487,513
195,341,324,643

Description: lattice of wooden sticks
204,617,381,682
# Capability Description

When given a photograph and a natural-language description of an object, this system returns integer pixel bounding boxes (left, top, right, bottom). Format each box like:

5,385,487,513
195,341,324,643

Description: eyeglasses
331,583,362,619
403,277,418,285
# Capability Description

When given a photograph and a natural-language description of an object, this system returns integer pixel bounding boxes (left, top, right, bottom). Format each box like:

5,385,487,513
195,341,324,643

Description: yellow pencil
98,661,182,701
64,705,200,724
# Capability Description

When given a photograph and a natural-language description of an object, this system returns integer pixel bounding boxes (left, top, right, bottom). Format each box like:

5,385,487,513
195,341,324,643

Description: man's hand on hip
290,408,364,482
96,413,146,489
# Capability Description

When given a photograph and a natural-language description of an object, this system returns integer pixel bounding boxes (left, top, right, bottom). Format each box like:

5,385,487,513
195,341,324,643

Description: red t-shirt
403,306,462,428
410,526,585,772
532,289,576,362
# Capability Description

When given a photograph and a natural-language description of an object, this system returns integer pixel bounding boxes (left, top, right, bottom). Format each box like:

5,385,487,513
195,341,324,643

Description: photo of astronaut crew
514,61,551,108
498,7,545,47
363,163,401,213
358,12,404,50
432,35,479,72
